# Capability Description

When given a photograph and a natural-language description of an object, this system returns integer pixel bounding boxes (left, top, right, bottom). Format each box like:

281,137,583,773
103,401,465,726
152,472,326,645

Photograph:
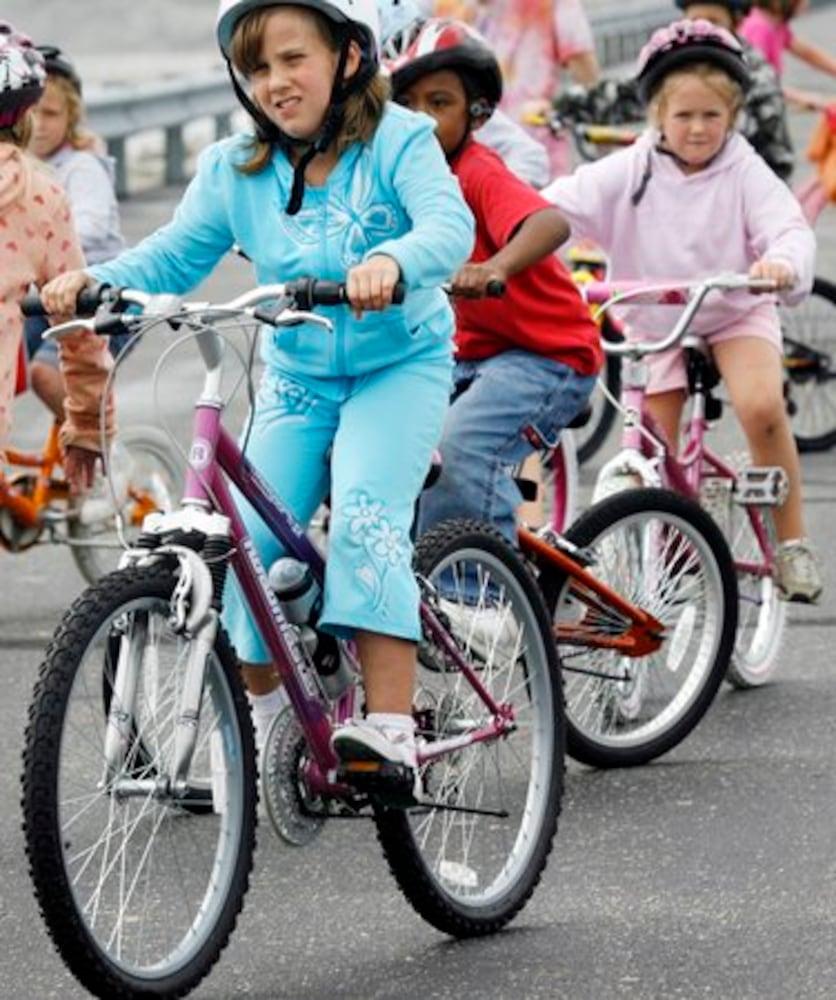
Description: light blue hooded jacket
89,103,474,377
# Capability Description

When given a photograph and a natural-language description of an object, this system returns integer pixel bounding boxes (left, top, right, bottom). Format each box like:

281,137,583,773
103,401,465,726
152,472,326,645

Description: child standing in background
429,0,601,175
740,0,836,107
25,44,126,421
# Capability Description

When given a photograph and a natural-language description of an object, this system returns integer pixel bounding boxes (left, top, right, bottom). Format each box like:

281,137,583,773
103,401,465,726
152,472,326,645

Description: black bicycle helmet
674,0,753,17
635,18,751,104
36,45,83,95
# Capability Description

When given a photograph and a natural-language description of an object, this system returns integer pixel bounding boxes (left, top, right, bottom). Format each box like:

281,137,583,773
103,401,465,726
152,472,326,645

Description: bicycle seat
684,336,723,420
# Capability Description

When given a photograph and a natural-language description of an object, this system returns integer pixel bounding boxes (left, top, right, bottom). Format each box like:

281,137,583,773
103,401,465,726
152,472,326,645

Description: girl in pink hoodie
0,22,112,489
545,19,821,603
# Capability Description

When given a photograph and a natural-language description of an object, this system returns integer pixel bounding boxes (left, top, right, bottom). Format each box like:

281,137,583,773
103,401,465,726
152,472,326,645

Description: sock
247,687,288,755
366,712,415,743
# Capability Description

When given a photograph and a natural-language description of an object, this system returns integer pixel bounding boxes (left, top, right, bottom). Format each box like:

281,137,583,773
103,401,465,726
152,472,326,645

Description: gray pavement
3,5,836,999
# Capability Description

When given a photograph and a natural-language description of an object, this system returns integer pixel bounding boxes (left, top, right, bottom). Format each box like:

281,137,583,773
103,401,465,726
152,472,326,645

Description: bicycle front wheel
540,488,738,767
375,519,563,938
781,276,836,452
22,564,256,999
69,426,182,585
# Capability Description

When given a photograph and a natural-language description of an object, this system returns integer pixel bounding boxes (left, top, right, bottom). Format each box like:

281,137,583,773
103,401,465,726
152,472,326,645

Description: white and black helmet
216,0,381,65
0,22,46,128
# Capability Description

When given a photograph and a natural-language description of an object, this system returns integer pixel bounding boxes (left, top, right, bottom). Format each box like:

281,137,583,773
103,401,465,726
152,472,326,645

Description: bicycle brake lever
253,306,334,331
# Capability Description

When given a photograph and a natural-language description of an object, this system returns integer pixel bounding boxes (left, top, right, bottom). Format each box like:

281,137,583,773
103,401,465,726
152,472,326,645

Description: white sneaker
439,599,522,664
774,540,823,604
331,719,417,768
331,719,419,806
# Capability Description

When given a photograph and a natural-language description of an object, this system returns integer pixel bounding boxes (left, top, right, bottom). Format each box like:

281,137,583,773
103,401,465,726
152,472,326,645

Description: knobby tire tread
21,563,256,999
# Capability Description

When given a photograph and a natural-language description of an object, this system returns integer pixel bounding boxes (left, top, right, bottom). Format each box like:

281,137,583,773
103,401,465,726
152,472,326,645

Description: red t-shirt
451,140,603,377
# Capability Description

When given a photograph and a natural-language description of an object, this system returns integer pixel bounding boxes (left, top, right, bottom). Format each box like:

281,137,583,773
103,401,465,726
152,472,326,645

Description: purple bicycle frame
181,398,513,784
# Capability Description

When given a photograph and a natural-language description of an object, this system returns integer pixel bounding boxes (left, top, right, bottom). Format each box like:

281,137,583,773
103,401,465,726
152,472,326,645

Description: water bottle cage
733,466,789,507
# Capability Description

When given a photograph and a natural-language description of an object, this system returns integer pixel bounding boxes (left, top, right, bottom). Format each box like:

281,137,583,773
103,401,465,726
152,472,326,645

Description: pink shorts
642,301,783,396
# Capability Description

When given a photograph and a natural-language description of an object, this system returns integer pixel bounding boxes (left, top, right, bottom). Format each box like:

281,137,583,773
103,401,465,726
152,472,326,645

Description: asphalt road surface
2,8,836,998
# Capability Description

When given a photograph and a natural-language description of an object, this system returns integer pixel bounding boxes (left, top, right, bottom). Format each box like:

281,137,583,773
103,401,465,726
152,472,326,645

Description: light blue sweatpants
223,350,452,664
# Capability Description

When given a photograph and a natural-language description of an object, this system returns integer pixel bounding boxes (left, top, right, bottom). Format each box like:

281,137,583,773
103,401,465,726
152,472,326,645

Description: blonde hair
0,110,33,149
45,74,99,151
648,62,744,128
229,5,388,175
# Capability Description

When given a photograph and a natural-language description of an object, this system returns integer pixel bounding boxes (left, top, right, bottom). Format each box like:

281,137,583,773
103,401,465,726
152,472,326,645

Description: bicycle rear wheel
539,488,737,767
69,426,182,585
701,476,787,688
375,519,563,937
22,564,256,998
781,276,836,452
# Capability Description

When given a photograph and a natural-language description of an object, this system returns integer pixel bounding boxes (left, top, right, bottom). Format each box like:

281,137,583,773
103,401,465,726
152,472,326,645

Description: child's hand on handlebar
748,259,794,292
449,262,507,299
346,255,401,318
63,445,102,496
41,270,97,317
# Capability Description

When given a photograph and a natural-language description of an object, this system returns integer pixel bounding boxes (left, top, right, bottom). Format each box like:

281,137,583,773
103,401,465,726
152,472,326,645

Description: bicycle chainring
261,705,326,847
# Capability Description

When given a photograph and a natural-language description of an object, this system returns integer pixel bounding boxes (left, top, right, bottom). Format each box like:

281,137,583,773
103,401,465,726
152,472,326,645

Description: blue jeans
416,350,596,544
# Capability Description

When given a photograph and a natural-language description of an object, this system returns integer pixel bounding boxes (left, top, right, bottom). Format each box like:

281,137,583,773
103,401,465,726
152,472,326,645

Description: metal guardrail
78,1,710,196
87,70,238,197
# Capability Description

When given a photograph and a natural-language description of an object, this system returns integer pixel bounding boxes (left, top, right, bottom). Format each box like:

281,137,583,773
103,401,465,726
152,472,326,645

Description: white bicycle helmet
0,22,46,128
377,0,424,58
216,0,380,61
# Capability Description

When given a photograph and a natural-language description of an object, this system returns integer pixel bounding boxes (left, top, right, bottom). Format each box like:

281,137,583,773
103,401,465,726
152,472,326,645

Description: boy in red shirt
386,18,603,543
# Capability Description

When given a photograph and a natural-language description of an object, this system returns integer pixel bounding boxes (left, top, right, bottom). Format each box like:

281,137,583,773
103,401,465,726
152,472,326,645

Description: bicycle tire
375,518,563,937
575,328,623,465
539,488,738,768
22,564,256,999
781,276,836,453
700,474,787,688
69,425,182,585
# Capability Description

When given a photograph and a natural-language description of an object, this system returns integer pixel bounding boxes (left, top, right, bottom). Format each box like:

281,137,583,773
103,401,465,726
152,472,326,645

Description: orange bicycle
3,340,181,583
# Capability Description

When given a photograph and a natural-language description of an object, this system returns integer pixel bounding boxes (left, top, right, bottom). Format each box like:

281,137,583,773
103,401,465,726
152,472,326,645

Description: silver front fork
104,540,219,796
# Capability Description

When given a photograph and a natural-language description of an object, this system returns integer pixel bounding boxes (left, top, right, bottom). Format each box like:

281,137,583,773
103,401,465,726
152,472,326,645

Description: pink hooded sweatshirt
544,131,816,340
0,144,112,452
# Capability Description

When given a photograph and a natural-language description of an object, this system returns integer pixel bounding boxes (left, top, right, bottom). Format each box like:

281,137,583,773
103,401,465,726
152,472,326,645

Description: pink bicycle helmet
0,22,46,128
635,18,750,103
384,17,502,109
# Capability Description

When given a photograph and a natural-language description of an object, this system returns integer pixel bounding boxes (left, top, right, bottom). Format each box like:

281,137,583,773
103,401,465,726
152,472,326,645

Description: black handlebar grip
20,291,46,317
20,283,110,319
289,278,407,309
485,279,506,297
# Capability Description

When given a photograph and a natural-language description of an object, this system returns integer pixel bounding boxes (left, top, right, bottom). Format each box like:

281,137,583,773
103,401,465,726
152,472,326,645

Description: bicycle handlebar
20,277,407,323
581,273,780,357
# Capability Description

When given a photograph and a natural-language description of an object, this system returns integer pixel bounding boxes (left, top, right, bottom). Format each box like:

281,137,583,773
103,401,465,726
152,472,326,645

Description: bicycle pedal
733,466,789,507
336,761,418,808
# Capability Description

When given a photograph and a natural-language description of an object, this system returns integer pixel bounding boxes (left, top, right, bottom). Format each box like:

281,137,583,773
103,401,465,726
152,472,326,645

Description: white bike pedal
733,466,789,507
